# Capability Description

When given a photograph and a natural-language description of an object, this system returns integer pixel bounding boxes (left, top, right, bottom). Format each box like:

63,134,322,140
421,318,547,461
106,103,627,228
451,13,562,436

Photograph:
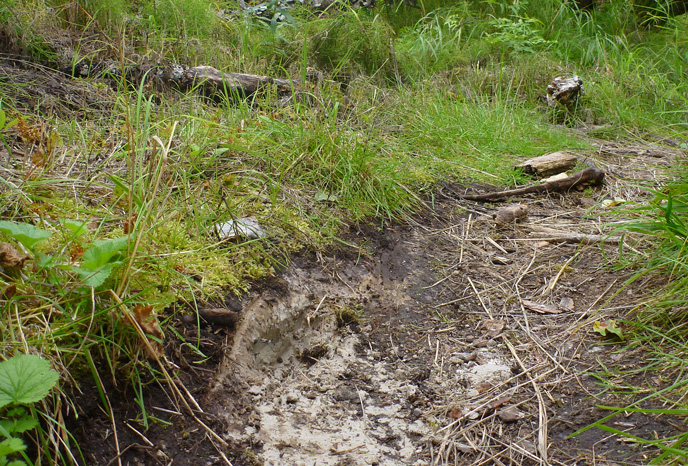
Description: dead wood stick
455,167,605,202
528,225,622,244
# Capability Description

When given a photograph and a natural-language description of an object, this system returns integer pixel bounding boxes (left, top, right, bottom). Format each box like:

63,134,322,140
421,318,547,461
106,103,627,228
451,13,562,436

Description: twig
467,276,492,319
544,252,579,296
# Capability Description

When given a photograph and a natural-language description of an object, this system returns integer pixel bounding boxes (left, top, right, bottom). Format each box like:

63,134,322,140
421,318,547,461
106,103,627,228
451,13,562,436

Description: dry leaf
522,299,562,314
132,305,163,339
69,243,84,262
559,296,575,311
131,305,163,358
123,213,138,234
31,147,46,166
0,242,27,270
481,319,505,338
2,284,17,300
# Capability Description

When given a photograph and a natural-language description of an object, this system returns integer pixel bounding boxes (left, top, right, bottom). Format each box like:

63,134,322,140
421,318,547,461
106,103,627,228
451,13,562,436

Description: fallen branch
66,60,303,99
454,167,605,202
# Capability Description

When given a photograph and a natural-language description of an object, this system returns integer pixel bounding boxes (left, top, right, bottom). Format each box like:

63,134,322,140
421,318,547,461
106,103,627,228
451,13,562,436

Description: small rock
407,419,429,436
559,296,575,311
215,217,267,240
498,406,524,423
332,387,359,402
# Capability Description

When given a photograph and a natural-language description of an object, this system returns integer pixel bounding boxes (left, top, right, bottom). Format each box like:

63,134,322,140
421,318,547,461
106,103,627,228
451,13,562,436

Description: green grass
0,0,687,463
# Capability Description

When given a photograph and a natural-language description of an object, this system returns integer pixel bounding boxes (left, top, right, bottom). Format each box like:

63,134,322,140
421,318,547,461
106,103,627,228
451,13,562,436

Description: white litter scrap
216,217,267,240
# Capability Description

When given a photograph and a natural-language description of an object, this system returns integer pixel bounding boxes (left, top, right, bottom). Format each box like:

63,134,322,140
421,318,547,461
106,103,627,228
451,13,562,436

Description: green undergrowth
579,174,688,464
0,0,687,463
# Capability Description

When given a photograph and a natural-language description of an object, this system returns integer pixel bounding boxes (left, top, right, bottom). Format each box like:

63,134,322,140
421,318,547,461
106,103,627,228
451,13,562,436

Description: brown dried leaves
130,305,163,358
0,242,28,271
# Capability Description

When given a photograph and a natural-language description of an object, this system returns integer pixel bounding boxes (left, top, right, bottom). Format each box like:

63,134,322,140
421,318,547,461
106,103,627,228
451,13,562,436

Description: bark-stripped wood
453,167,605,202
516,151,578,177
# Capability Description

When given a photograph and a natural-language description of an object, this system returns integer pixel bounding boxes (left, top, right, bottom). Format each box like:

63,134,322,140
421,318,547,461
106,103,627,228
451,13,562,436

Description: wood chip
516,151,577,177
522,299,562,315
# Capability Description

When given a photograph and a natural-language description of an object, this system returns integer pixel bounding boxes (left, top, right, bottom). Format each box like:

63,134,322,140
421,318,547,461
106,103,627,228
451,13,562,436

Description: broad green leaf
60,219,89,238
0,437,26,457
72,263,116,288
81,236,129,270
0,221,51,249
0,355,59,409
593,320,623,340
0,416,38,436
7,460,29,466
4,118,18,131
34,253,56,268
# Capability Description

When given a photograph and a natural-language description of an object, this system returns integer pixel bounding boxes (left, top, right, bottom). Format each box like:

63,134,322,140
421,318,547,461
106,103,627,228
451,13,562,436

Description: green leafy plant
0,354,60,466
71,236,130,288
0,220,130,288
484,16,551,54
0,222,51,251
593,319,624,340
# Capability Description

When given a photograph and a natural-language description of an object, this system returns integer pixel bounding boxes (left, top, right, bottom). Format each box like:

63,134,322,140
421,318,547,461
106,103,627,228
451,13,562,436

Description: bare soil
67,139,687,466
5,51,687,466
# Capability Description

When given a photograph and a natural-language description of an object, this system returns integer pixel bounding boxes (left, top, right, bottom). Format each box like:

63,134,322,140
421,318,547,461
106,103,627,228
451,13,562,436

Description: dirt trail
188,140,681,466
69,140,686,466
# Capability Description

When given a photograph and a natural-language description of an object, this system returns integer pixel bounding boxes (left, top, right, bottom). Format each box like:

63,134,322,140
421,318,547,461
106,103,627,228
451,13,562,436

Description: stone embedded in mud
466,362,512,388
493,204,528,227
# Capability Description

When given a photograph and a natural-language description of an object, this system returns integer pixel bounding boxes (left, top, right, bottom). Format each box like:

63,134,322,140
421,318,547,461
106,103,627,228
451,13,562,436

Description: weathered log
454,167,605,202
64,60,303,99
516,151,578,177
175,66,300,97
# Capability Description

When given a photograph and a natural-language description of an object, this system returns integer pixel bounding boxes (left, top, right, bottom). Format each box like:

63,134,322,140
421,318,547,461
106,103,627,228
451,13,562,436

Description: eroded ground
5,50,686,466
66,140,688,466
